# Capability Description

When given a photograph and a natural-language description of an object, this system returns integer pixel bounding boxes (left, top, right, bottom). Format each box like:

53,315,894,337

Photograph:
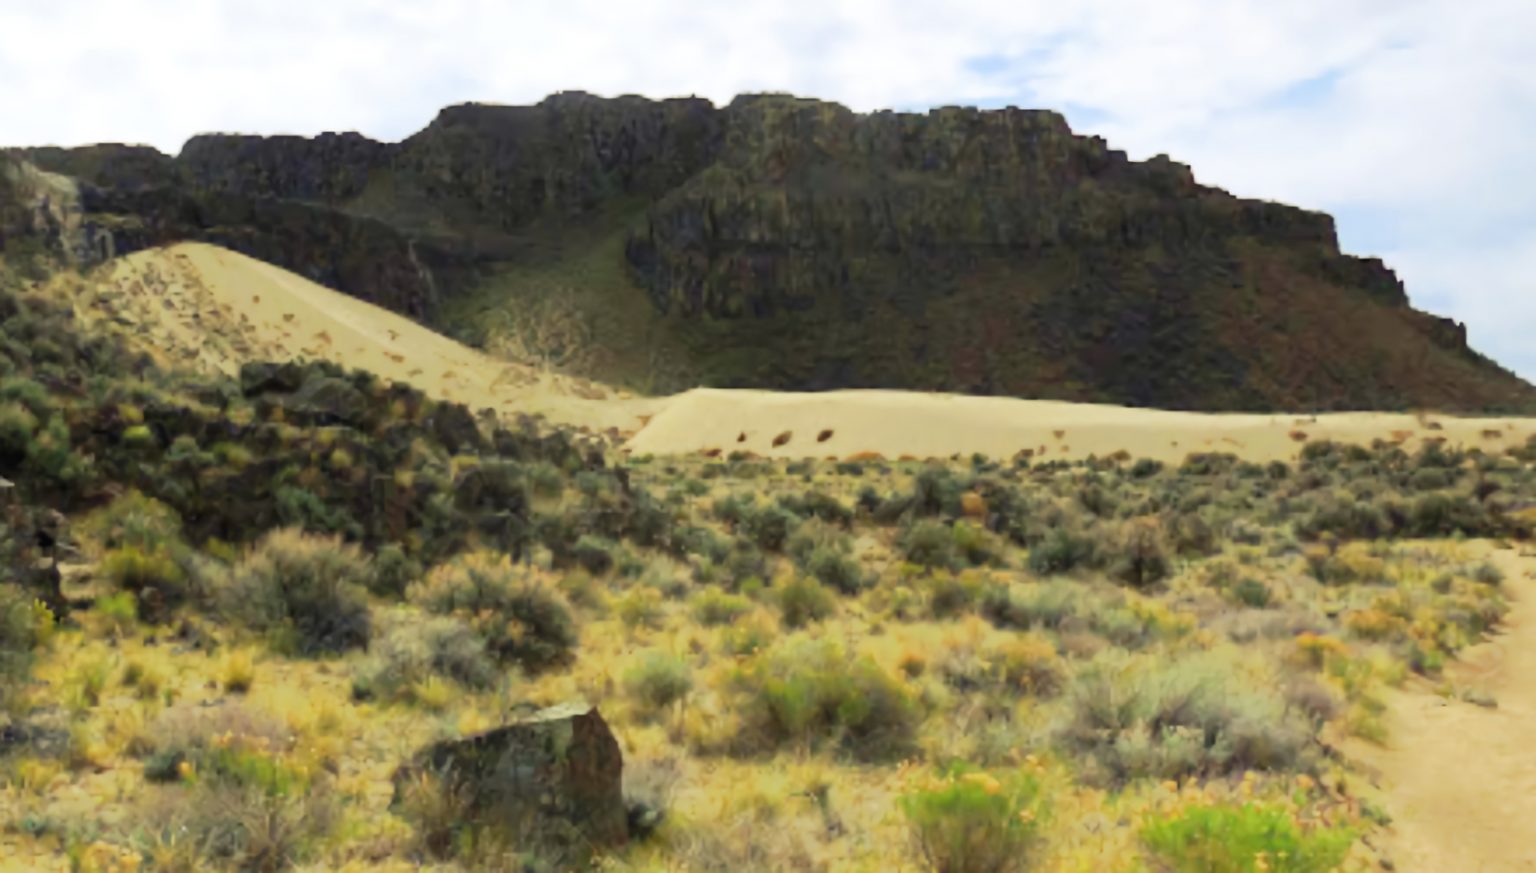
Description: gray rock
392,701,627,853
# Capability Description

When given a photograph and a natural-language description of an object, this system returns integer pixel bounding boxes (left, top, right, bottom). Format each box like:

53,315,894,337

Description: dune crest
75,242,661,434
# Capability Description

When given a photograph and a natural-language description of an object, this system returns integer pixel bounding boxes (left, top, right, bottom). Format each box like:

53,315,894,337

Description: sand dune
77,243,662,434
627,387,1536,464
62,242,1536,464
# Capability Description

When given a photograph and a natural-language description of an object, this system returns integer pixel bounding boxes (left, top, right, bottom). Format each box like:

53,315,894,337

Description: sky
2,0,1532,380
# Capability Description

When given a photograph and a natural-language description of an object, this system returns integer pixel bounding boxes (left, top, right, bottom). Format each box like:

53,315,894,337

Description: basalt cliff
5,91,1532,412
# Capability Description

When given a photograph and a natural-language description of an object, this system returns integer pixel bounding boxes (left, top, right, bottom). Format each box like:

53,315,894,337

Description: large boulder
392,702,627,853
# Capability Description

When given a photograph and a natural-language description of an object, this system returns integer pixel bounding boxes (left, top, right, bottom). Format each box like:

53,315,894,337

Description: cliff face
5,93,1532,413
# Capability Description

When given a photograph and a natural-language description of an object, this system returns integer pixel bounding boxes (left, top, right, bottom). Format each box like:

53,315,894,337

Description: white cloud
2,0,1533,380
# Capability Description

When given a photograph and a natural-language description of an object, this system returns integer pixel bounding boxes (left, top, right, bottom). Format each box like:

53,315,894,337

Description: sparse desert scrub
407,550,577,674
351,613,499,705
2,336,1533,873
1140,799,1357,873
624,649,694,717
218,528,374,656
1060,649,1317,785
900,763,1049,873
730,635,918,761
1,583,53,712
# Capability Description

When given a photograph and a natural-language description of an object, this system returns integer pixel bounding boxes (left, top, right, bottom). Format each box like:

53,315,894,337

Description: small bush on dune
219,528,374,656
408,551,577,674
1141,801,1356,873
733,635,917,760
900,764,1049,873
352,615,499,705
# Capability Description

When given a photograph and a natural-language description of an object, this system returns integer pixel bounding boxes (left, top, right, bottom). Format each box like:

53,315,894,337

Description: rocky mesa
7,91,1533,413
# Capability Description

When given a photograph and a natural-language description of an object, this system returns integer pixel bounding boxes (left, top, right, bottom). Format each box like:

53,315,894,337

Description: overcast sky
3,0,1532,380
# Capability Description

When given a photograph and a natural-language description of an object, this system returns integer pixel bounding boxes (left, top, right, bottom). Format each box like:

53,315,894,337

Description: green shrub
734,636,917,760
78,489,186,551
744,504,799,552
1406,492,1499,538
902,520,958,570
616,587,666,631
691,587,753,626
676,525,730,564
1231,577,1273,609
94,590,138,636
1108,517,1172,588
952,521,1002,567
98,547,187,621
1026,528,1097,576
352,616,499,705
805,545,866,595
1141,801,1356,872
527,462,565,498
408,551,577,674
776,576,836,628
1296,496,1391,541
900,764,1048,873
274,484,359,537
80,491,194,620
371,543,422,598
1,585,52,713
220,528,375,656
573,535,617,575
1061,651,1316,785
0,401,38,462
924,571,983,619
720,538,768,589
982,580,1087,631
624,650,693,715
778,490,853,526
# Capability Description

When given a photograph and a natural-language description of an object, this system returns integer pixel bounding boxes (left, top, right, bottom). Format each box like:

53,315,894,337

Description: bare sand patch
625,387,1535,464
1345,545,1536,871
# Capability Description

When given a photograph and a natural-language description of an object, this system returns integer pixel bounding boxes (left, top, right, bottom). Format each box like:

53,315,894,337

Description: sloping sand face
625,387,1536,464
62,242,1536,464
79,243,664,434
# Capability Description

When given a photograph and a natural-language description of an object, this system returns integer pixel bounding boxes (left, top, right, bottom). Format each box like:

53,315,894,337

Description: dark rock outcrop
392,702,628,855
178,131,390,202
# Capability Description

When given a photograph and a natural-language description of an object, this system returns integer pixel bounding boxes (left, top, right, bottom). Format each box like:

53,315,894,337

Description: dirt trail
1348,545,1536,871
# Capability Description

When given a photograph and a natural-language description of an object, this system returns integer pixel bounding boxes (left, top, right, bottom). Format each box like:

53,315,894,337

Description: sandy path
1347,545,1536,872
